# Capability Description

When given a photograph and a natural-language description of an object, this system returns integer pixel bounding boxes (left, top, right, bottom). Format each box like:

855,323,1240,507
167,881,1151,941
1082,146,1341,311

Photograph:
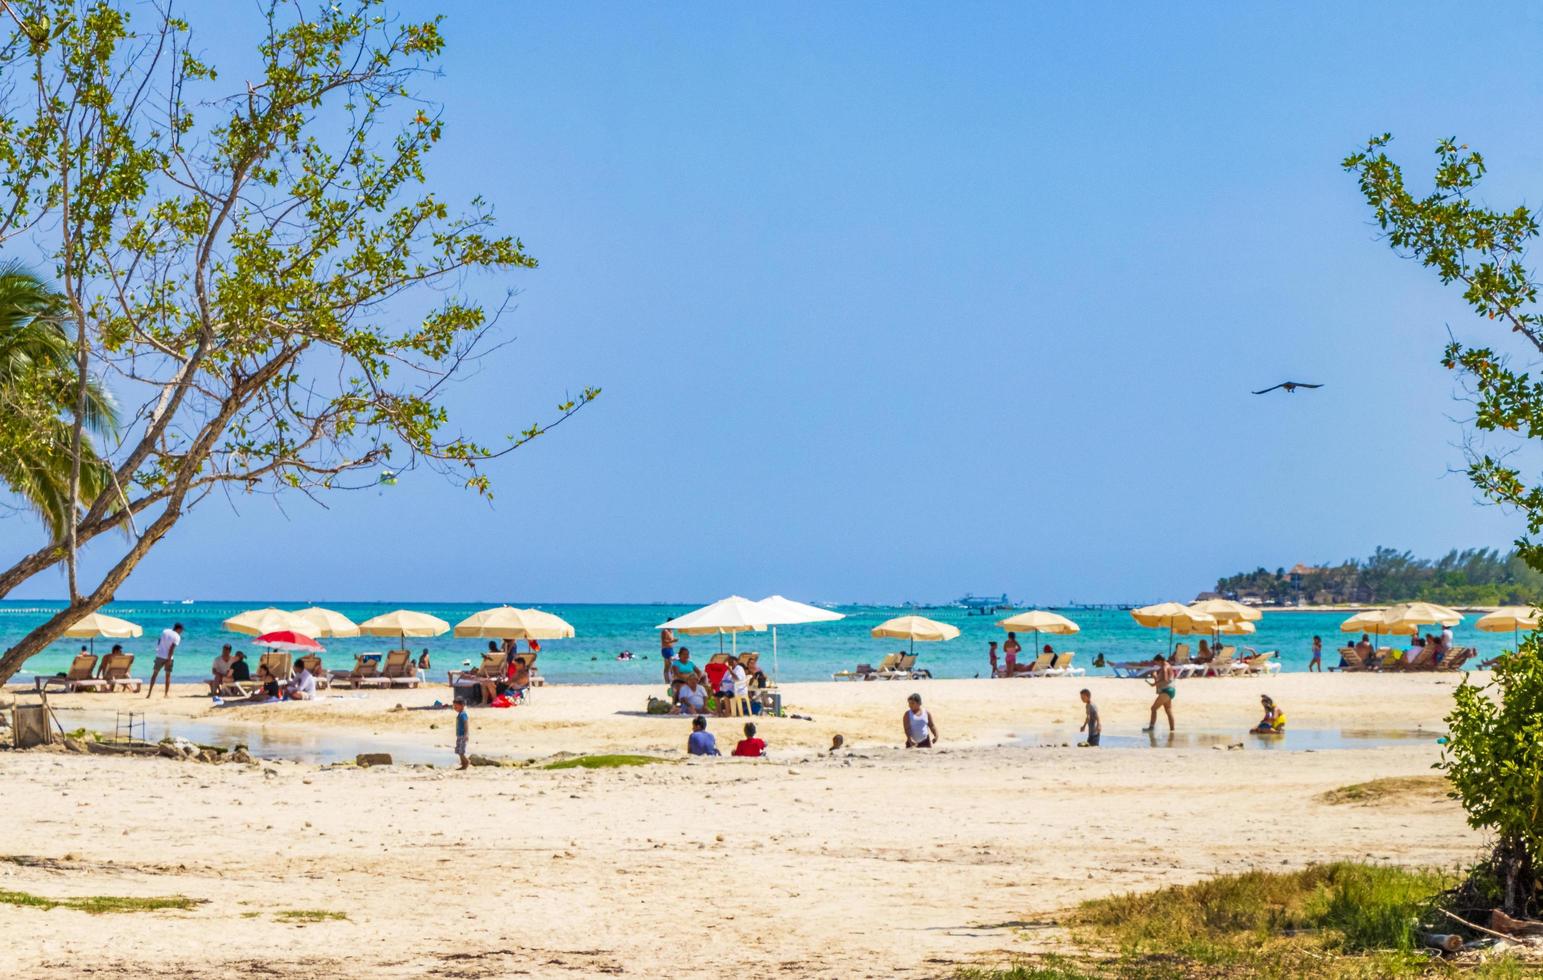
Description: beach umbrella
252,630,324,653
995,610,1080,661
357,609,450,649
1380,601,1463,632
870,615,961,658
224,607,314,636
1474,606,1542,652
1186,598,1263,623
62,612,142,653
1338,608,1412,653
453,606,576,640
291,607,360,638
656,596,767,655
1131,602,1215,654
751,595,845,684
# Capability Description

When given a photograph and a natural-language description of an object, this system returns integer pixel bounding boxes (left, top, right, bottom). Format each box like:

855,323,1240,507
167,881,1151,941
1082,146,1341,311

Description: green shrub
1441,639,1543,915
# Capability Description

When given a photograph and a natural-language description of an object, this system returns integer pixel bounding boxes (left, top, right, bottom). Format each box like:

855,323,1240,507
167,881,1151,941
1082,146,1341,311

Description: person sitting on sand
903,693,938,748
248,664,281,702
1250,695,1286,734
673,674,709,715
1142,655,1177,733
687,715,720,756
286,661,316,700
673,648,700,682
733,722,766,757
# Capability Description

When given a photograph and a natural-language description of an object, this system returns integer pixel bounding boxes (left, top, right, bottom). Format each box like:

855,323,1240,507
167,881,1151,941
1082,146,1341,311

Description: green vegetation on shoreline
540,754,670,770
1217,547,1543,606
0,889,199,914
960,863,1534,979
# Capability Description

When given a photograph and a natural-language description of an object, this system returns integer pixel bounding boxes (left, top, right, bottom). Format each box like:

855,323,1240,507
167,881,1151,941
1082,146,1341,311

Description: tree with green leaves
0,1,596,683
0,261,118,537
1344,135,1542,915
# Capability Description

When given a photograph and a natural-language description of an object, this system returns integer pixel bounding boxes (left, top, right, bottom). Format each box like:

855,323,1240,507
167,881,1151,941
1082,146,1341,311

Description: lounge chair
35,653,109,693
1236,649,1279,675
1331,646,1366,672
881,653,924,680
833,653,898,681
258,652,294,683
1438,647,1474,671
1396,647,1437,672
1169,646,1204,678
382,649,420,688
1020,652,1055,677
1053,652,1084,677
1109,657,1159,678
331,653,391,689
98,653,143,693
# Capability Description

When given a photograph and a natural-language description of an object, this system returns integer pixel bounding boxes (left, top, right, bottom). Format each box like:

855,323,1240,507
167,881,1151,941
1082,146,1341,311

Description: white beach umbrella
291,606,360,638
656,596,767,655
870,615,961,658
454,606,576,640
357,609,450,649
752,595,845,684
224,607,314,636
62,612,143,653
995,610,1080,661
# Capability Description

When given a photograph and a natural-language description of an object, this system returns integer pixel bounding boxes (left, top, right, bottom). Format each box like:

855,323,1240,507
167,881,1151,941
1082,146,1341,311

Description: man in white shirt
1440,625,1455,656
286,662,316,700
146,623,183,698
207,645,234,694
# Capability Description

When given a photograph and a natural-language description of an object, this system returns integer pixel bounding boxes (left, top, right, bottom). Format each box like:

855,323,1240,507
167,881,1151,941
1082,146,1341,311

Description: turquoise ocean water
0,601,1501,685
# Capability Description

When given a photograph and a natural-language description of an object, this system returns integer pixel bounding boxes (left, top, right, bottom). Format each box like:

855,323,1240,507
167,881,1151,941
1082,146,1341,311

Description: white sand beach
1,673,1483,978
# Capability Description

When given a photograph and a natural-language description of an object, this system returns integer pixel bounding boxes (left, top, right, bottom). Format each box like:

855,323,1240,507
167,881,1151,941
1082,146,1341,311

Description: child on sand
1078,688,1100,747
903,693,938,748
1250,695,1286,734
687,715,720,756
1308,635,1323,672
733,722,766,757
454,697,469,770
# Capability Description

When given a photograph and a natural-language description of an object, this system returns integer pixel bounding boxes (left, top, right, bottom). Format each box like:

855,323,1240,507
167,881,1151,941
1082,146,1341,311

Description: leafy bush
1441,640,1543,915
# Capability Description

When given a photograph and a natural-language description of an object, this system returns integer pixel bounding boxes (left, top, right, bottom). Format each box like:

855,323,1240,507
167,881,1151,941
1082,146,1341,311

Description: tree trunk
0,503,181,684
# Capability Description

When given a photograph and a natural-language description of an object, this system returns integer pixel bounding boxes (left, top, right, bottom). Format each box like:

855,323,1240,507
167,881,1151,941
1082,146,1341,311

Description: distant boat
957,593,1012,615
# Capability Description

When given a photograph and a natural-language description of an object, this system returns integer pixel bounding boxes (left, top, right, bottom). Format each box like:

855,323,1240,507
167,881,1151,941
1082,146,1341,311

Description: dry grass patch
1319,775,1450,806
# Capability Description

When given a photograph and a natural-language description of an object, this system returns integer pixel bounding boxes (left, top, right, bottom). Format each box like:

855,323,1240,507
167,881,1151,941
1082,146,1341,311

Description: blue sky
14,1,1543,603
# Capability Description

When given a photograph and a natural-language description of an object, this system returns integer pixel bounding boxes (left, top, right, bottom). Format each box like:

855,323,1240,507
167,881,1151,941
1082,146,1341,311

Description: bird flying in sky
1252,381,1323,395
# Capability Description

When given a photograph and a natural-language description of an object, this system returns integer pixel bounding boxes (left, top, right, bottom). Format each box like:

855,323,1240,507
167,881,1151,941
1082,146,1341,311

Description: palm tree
0,261,119,540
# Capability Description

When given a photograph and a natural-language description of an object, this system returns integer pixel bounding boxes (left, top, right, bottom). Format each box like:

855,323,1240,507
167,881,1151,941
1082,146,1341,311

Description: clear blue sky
16,1,1543,603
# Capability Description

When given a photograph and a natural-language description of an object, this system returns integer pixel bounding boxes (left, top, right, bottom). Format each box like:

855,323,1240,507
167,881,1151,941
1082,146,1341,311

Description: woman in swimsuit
1143,655,1177,733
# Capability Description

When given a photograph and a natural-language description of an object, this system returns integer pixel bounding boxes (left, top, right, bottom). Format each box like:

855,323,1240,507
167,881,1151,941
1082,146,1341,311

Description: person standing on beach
660,627,677,683
903,693,938,748
1308,635,1323,672
146,623,183,698
1003,632,1021,676
987,641,999,677
1079,688,1101,746
453,697,470,770
1142,655,1177,733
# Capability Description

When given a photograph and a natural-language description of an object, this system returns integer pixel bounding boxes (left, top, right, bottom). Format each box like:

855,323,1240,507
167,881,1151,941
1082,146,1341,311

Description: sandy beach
0,672,1486,979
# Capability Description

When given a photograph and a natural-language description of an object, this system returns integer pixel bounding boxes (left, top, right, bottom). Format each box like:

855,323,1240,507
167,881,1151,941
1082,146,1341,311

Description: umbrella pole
772,626,779,686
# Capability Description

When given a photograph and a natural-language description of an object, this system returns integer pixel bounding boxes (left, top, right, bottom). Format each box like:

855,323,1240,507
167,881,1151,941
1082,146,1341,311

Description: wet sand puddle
1015,727,1439,751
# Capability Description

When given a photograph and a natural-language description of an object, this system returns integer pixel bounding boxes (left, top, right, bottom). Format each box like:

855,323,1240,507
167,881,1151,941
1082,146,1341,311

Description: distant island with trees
1213,547,1543,607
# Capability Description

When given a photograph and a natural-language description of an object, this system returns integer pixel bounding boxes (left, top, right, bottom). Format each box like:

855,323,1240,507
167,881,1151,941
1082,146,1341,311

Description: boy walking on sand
1079,688,1101,747
453,697,470,770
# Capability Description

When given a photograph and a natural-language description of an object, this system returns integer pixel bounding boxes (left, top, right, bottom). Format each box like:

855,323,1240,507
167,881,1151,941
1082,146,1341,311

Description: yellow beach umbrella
454,606,576,641
358,609,450,648
871,615,960,657
63,612,143,653
1186,598,1263,623
1474,605,1542,651
63,612,143,640
996,610,1079,658
1338,608,1412,656
223,607,314,636
1132,602,1215,653
1380,602,1462,631
291,606,360,638
1176,618,1255,637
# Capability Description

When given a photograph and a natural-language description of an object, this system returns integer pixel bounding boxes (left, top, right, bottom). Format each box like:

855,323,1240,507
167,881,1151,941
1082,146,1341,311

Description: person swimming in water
1142,654,1177,733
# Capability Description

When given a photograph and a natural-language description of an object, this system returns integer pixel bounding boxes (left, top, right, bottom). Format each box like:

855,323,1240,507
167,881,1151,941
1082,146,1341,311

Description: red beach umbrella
252,630,324,652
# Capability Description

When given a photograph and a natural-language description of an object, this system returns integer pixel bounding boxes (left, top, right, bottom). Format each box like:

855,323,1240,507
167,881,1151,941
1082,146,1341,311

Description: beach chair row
445,652,542,688
831,652,932,681
1006,651,1085,677
1332,645,1474,672
1109,644,1279,679
35,652,142,694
